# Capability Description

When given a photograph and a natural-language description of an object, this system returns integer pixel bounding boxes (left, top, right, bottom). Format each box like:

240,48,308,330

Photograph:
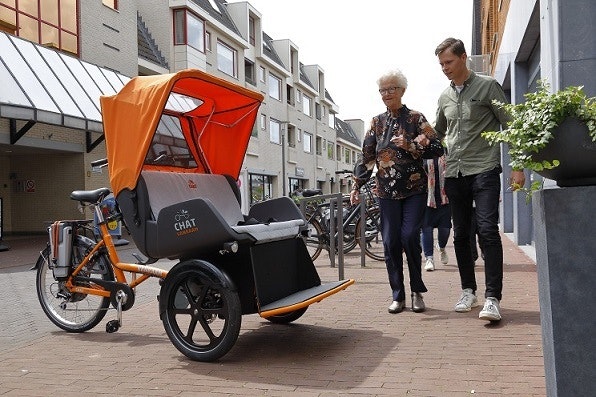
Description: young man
433,38,525,322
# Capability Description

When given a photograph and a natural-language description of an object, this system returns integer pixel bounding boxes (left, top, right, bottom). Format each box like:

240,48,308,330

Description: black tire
36,237,114,332
264,307,308,324
355,207,385,261
303,218,325,261
160,261,242,362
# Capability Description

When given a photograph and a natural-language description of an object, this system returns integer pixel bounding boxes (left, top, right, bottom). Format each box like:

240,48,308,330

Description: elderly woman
350,69,444,314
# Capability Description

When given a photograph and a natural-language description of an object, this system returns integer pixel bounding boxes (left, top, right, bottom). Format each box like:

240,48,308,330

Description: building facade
471,0,595,248
0,0,362,234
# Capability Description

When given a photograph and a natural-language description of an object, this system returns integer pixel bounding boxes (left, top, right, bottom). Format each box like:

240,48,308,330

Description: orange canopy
100,69,264,197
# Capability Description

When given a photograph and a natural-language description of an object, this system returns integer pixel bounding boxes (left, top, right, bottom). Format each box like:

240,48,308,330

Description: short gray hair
377,69,408,89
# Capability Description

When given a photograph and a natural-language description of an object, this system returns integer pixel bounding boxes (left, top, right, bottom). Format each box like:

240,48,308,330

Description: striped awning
0,32,130,134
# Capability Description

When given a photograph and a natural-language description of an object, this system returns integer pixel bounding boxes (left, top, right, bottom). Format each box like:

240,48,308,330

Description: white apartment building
0,0,362,234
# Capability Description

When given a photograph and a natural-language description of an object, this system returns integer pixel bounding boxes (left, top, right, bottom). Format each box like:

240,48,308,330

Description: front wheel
36,238,114,332
160,261,242,362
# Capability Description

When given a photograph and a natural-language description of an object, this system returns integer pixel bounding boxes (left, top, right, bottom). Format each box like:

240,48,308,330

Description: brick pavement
0,234,545,396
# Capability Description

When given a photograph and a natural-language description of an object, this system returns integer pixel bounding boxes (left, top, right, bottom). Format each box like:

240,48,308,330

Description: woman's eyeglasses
379,87,400,95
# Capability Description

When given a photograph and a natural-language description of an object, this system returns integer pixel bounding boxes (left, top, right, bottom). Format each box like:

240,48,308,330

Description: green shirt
434,71,510,177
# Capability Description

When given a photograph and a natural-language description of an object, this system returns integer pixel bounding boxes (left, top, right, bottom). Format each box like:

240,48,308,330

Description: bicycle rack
299,192,371,277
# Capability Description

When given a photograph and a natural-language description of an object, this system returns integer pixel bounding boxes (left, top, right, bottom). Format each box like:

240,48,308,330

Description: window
315,103,321,120
102,0,118,10
259,66,266,82
145,115,197,168
251,123,258,137
303,132,312,153
328,113,335,129
205,31,211,51
345,147,350,163
302,95,311,116
296,89,301,103
269,118,281,144
287,125,296,148
315,136,322,155
245,58,255,85
327,141,334,160
248,16,256,46
260,114,266,130
217,40,237,77
1,0,78,54
268,73,281,101
289,178,305,195
249,174,273,205
173,9,205,52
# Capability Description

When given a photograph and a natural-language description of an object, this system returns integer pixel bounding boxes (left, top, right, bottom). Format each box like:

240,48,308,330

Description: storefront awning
0,32,130,151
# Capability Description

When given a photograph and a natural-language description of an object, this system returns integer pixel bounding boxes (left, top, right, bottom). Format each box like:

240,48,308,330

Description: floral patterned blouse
352,105,444,200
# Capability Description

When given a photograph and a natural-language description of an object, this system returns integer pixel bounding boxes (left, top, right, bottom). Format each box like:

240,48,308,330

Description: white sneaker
424,257,435,271
439,247,448,264
479,297,502,321
454,288,479,312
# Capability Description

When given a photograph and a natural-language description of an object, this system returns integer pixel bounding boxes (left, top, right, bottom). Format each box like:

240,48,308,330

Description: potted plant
482,81,596,196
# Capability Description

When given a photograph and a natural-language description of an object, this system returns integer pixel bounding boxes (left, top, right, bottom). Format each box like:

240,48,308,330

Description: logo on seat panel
174,209,198,236
187,179,197,189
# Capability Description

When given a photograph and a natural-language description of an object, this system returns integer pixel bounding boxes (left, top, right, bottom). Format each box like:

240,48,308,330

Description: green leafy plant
482,81,596,197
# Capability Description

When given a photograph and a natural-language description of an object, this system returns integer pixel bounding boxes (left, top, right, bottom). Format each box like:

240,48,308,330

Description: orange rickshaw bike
34,69,354,362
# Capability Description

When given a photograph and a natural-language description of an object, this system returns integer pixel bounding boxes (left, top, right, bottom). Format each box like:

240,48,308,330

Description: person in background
351,69,444,314
421,155,451,271
434,37,525,322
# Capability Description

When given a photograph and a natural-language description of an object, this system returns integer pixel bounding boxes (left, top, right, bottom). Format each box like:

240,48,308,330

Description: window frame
173,8,205,53
1,0,79,55
217,39,237,77
268,73,282,101
303,132,312,153
269,118,281,144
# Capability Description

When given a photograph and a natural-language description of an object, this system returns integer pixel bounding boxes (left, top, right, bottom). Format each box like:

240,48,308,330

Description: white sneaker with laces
479,297,502,321
454,288,479,312
424,257,435,271
439,247,448,264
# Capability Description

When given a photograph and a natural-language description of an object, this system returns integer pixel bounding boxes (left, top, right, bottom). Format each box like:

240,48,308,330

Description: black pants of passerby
378,193,427,302
445,167,503,300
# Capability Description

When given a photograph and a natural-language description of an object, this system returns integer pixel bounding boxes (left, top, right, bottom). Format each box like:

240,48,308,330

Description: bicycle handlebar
334,169,353,174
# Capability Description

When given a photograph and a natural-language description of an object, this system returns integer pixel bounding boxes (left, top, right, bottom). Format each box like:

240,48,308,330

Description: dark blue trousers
378,193,427,302
445,167,503,300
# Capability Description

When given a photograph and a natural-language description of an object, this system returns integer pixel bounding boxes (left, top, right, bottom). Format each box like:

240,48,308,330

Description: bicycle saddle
70,187,111,203
302,189,322,197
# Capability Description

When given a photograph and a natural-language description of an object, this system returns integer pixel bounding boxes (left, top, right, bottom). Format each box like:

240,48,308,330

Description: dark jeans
445,167,503,300
378,194,427,302
421,226,450,257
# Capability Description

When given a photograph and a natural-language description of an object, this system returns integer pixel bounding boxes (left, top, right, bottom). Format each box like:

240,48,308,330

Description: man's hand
509,170,526,191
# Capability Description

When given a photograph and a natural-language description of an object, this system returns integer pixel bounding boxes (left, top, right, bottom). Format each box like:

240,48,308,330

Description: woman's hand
390,135,410,150
414,134,429,147
350,189,360,205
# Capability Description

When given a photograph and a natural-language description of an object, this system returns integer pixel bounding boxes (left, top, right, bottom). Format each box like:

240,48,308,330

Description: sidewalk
0,233,545,396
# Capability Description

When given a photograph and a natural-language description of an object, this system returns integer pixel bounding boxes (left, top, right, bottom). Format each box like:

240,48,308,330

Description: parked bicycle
301,171,384,261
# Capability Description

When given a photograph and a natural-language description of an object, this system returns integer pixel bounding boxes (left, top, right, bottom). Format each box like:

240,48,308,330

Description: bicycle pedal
106,319,120,333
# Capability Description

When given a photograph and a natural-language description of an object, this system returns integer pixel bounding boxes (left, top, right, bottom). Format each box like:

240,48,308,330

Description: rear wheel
160,262,242,362
355,207,385,261
36,237,113,332
303,218,325,261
